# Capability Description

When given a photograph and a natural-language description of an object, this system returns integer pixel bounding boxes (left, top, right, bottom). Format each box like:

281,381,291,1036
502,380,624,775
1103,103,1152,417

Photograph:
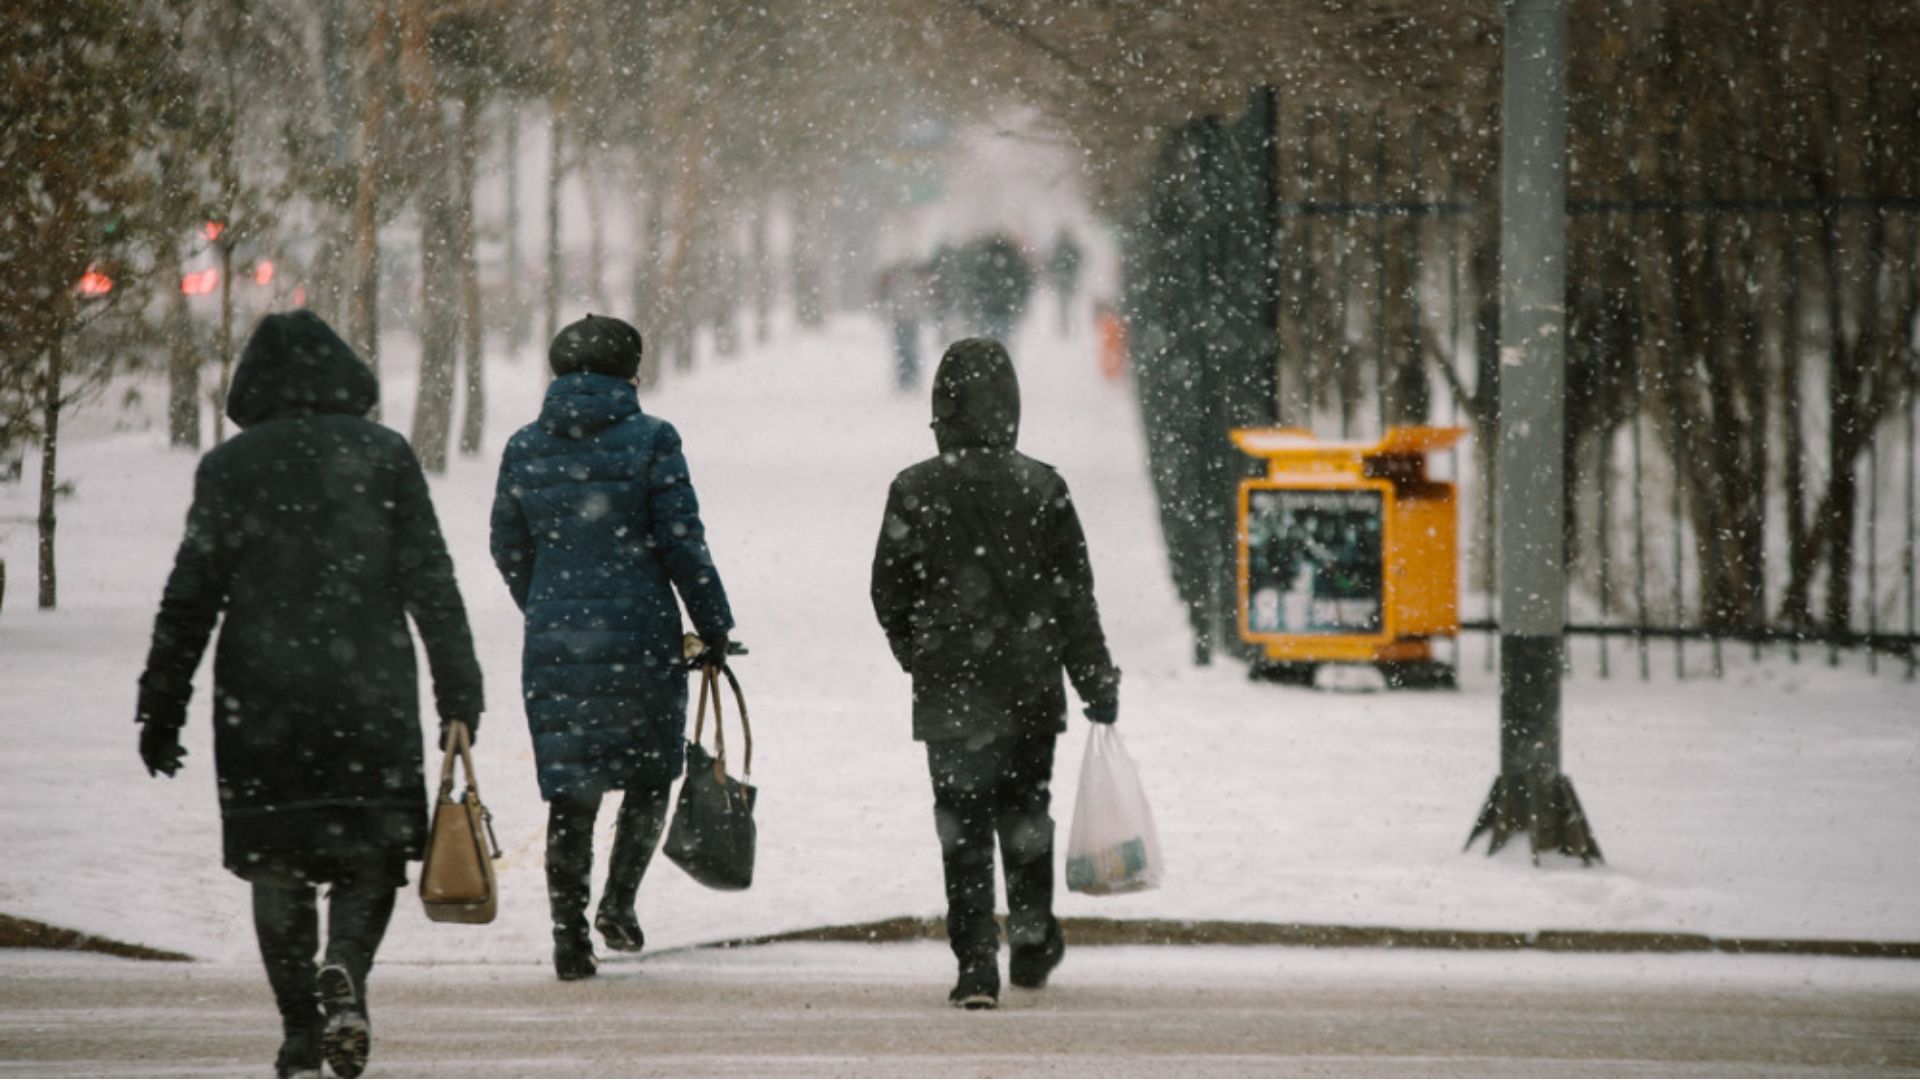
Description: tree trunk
413,201,459,473
399,0,457,474
792,177,825,329
711,228,739,358
638,190,666,385
1468,196,1501,592
544,103,564,347
37,336,61,611
457,89,485,457
663,101,717,373
165,285,200,449
582,163,607,312
505,107,527,350
544,5,570,348
349,0,390,417
750,199,772,343
1819,209,1858,635
629,182,652,362
214,240,234,444
1737,159,1768,632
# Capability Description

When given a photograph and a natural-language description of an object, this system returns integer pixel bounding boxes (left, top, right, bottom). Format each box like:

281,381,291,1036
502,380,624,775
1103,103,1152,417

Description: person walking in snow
136,310,485,1080
958,234,1035,341
490,314,735,982
869,336,1122,1010
873,258,929,391
1044,229,1084,337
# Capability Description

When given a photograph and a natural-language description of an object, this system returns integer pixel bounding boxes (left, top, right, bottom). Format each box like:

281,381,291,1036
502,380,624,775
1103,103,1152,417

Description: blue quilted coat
490,372,733,800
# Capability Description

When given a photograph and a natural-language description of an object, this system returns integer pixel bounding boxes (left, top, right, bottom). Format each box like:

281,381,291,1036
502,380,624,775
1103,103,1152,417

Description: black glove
139,723,187,778
1084,701,1118,726
698,630,731,666
440,717,478,752
136,689,188,777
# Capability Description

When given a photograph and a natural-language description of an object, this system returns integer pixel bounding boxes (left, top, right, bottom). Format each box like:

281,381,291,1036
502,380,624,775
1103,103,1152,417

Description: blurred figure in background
926,241,960,341
1044,229,1084,337
873,258,930,392
957,233,1034,341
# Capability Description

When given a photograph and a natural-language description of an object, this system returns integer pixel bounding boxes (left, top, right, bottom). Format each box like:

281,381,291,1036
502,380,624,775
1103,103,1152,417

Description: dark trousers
252,869,397,1032
892,319,921,390
925,731,1059,973
545,784,673,942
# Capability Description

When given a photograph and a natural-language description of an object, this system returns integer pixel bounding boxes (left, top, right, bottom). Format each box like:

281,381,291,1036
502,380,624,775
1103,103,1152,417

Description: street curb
702,915,1920,960
8,911,1915,964
0,914,193,962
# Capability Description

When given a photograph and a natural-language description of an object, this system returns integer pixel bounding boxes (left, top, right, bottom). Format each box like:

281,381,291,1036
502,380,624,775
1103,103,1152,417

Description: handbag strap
436,722,463,800
722,663,752,778
436,721,501,858
690,663,753,780
436,721,485,802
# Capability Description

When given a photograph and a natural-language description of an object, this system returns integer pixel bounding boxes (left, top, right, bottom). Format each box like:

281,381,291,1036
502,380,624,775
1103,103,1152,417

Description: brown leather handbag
419,721,501,924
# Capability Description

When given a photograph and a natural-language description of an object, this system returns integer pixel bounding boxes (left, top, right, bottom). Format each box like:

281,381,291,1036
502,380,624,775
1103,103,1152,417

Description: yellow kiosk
1232,425,1467,687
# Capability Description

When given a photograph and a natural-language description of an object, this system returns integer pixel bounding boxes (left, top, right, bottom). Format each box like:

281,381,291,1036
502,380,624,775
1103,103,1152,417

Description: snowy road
3,945,1916,1078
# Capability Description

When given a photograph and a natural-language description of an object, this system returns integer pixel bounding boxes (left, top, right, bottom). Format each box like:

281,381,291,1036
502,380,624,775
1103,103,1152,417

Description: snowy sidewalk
3,944,1917,1078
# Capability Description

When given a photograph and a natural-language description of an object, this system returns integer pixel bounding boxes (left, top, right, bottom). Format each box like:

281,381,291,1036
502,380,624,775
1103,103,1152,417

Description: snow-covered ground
2,288,1917,972
0,119,1914,976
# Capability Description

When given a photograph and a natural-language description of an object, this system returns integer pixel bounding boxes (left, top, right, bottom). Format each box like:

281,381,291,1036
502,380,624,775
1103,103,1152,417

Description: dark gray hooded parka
870,338,1119,741
137,311,484,884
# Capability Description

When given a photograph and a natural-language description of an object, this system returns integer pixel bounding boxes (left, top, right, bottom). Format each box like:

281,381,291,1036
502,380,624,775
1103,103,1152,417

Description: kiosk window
1246,488,1384,635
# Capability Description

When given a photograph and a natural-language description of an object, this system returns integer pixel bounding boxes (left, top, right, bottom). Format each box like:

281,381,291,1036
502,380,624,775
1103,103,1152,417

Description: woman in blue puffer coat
490,314,733,980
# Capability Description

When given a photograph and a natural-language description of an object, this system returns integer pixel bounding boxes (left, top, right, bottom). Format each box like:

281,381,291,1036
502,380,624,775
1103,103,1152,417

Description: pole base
1465,773,1603,865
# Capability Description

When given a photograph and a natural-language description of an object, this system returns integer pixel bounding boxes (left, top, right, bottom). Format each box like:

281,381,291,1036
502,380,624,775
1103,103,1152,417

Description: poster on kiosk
1233,426,1466,688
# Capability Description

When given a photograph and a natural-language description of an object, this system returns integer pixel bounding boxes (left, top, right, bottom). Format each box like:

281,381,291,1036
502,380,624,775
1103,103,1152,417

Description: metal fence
1126,95,1920,679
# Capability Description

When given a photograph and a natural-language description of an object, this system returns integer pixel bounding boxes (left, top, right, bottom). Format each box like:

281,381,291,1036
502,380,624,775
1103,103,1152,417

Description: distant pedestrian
926,242,960,340
136,310,485,1080
870,337,1122,1010
958,233,1034,341
490,314,735,982
1045,229,1084,336
873,259,929,391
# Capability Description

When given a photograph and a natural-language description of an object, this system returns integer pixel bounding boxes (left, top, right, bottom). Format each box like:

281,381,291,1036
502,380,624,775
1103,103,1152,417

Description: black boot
547,794,599,981
316,964,370,1079
253,882,323,1078
948,962,1000,1011
1010,921,1065,989
595,785,670,954
593,910,644,955
553,932,598,981
273,1017,322,1079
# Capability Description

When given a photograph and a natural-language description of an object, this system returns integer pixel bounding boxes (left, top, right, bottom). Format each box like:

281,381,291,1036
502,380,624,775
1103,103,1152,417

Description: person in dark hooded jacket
136,310,484,1080
490,314,734,981
870,336,1121,1010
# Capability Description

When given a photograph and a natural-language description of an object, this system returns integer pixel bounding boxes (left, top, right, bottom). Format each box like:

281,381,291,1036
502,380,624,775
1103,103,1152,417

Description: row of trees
951,0,1920,652
2,0,1028,611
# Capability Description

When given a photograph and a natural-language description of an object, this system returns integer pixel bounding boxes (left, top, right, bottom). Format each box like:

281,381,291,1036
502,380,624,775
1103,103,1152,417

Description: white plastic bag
1064,725,1163,895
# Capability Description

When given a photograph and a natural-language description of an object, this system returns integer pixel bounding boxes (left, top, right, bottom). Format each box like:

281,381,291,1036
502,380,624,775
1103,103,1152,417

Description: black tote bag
664,662,757,890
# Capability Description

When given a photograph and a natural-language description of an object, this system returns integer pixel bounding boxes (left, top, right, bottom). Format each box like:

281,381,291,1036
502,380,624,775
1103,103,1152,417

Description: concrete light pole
1466,0,1602,863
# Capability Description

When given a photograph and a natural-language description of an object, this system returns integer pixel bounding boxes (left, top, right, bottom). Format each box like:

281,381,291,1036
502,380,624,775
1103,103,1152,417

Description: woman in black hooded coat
136,310,483,1079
